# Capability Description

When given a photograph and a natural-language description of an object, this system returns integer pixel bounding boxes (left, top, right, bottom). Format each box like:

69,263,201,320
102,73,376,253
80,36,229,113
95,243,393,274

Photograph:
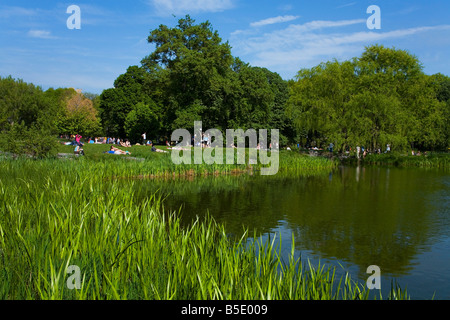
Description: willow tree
287,45,447,152
287,59,358,150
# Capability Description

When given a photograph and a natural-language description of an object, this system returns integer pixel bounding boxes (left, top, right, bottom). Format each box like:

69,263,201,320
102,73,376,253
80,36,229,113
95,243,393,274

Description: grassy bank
340,152,449,169
51,143,338,178
0,157,408,300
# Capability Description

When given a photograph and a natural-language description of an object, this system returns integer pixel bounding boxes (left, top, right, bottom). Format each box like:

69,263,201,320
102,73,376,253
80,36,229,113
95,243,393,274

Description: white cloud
250,15,299,27
336,2,357,9
150,0,234,15
278,4,293,12
27,30,56,39
293,19,366,32
0,6,38,18
230,19,450,79
232,19,366,54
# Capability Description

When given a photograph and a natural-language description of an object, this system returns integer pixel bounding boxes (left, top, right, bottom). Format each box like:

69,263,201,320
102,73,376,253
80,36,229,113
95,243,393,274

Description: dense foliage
287,45,449,152
0,76,59,157
45,87,102,138
99,16,294,145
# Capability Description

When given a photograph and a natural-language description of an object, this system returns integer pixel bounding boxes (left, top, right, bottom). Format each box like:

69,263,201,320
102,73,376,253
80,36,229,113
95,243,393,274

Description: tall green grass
53,144,338,178
0,159,408,300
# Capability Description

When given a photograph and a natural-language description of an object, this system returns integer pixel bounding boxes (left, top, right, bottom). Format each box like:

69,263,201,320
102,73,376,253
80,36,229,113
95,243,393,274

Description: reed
50,144,339,179
0,159,408,300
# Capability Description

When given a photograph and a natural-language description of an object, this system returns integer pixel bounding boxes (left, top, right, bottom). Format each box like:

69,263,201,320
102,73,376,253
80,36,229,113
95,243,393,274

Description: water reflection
129,166,449,299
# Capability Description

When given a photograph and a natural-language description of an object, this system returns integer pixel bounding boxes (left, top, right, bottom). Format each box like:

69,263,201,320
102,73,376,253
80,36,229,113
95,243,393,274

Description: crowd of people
64,133,419,160
62,133,170,156
351,144,391,159
302,143,393,159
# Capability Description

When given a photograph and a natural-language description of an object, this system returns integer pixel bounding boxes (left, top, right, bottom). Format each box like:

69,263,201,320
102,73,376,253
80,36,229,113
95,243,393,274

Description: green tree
99,66,156,138
287,59,357,150
140,15,294,143
356,45,423,151
229,64,293,144
124,102,160,144
171,99,206,132
430,73,450,150
141,15,237,133
46,88,102,137
260,67,295,146
287,45,447,152
0,76,58,157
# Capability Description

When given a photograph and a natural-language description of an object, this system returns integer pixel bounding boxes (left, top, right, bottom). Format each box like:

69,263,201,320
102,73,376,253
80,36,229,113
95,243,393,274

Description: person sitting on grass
74,145,84,156
119,140,131,147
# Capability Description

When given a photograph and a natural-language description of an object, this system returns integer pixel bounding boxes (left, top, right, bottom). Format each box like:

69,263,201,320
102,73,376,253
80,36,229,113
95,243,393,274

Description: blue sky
1,0,449,94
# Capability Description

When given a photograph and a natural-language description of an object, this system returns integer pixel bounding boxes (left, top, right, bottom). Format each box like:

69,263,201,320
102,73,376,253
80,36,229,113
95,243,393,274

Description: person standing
356,146,361,159
75,134,83,146
142,132,146,145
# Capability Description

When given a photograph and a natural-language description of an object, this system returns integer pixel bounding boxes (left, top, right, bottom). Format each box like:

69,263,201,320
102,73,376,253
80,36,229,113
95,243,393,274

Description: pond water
133,165,450,300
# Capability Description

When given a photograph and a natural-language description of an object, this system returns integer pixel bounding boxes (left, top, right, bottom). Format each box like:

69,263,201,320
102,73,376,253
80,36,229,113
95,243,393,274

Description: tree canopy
0,76,59,156
287,45,448,152
45,88,102,138
99,15,293,144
